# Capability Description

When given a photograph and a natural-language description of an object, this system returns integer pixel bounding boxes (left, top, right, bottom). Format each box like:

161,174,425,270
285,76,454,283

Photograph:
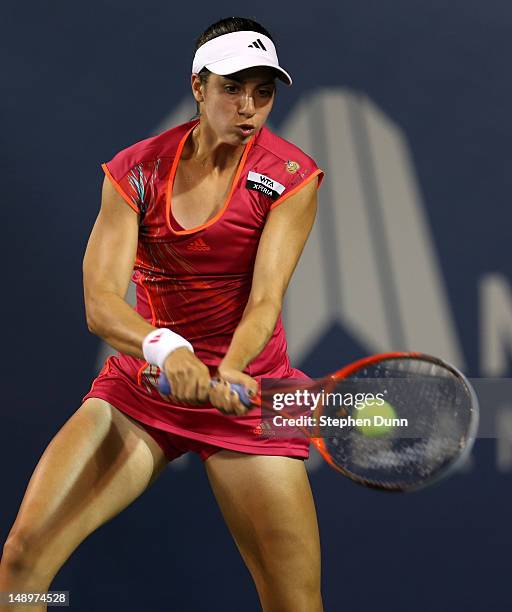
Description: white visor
192,31,292,86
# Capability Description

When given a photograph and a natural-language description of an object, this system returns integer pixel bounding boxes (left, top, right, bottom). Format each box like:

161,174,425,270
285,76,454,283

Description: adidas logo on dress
247,39,267,51
186,238,211,251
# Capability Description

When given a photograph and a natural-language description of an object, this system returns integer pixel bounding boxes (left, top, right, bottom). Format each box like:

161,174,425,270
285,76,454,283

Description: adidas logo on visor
248,39,267,51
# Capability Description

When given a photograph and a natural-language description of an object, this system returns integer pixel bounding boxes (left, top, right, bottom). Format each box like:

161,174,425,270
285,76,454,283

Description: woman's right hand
162,348,211,404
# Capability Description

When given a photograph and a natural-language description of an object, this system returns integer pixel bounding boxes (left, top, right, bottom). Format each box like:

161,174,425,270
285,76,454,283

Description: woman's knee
254,538,322,612
251,525,321,589
1,530,47,578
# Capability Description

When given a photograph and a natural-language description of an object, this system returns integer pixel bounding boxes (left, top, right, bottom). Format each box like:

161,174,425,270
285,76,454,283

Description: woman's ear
191,74,204,103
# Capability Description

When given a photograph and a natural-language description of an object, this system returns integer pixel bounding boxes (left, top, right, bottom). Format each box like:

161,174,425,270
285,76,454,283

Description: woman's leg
205,451,323,612
0,398,168,610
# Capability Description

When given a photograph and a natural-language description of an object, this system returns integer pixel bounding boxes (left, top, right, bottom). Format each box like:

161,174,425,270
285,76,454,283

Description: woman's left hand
209,365,258,416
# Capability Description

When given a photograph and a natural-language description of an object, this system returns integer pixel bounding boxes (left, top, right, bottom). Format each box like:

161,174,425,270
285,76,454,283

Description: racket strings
320,358,475,490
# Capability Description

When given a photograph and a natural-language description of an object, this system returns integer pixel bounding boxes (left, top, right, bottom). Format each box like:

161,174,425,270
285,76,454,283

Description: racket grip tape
157,373,252,407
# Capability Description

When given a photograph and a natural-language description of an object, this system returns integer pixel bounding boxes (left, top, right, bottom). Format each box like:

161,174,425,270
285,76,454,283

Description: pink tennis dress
83,119,324,461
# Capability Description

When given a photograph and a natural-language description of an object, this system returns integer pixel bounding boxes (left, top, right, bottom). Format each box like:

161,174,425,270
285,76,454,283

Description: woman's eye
225,86,238,93
259,90,273,97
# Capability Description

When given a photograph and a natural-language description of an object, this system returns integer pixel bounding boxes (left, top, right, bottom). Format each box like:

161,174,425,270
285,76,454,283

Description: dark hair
192,17,275,117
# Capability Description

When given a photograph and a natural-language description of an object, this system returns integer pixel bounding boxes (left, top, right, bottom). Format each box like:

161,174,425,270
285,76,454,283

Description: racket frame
294,352,479,492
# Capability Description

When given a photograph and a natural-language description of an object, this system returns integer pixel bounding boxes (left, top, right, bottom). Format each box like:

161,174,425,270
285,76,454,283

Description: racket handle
157,373,252,408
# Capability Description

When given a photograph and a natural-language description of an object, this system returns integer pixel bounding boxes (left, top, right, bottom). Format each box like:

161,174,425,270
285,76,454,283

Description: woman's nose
239,94,255,116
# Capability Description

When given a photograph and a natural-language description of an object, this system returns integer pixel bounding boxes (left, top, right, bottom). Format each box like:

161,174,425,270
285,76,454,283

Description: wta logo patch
246,171,285,201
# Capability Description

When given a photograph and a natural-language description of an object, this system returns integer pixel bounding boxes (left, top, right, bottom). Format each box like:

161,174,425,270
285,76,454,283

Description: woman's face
192,67,276,145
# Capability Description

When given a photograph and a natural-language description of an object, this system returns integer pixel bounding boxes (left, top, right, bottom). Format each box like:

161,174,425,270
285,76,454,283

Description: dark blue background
2,2,510,610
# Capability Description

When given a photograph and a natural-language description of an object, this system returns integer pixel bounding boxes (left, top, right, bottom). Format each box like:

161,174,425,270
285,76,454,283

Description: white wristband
142,328,194,370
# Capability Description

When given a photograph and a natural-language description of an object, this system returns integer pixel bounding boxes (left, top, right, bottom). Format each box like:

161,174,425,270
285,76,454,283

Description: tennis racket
158,352,479,492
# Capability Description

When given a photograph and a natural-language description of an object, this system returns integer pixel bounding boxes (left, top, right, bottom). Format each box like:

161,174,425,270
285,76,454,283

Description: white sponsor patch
246,171,286,200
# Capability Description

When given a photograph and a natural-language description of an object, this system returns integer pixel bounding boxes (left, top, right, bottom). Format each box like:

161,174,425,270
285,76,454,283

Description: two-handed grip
157,373,253,408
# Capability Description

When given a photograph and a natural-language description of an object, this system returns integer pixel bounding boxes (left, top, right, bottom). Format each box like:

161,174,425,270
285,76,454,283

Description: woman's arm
83,176,211,404
210,177,319,411
83,176,153,354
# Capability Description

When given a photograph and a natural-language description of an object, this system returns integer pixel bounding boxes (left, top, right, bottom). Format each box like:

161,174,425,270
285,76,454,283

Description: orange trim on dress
85,355,113,397
136,275,158,385
101,163,139,214
165,122,256,236
269,168,324,210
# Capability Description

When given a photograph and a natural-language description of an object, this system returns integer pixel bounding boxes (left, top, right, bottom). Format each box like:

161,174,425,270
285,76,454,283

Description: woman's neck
184,120,244,172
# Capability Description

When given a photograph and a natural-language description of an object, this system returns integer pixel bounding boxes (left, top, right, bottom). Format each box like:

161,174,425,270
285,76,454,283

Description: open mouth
237,125,255,136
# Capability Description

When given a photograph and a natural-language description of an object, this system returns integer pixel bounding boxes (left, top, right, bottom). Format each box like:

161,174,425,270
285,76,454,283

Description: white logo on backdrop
281,89,463,366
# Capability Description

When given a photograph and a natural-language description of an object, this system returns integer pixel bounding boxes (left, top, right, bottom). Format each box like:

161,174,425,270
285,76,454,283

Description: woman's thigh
205,451,322,612
2,398,168,583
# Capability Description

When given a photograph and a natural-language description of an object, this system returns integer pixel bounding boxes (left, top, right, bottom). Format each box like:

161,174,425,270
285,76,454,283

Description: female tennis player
0,17,324,611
